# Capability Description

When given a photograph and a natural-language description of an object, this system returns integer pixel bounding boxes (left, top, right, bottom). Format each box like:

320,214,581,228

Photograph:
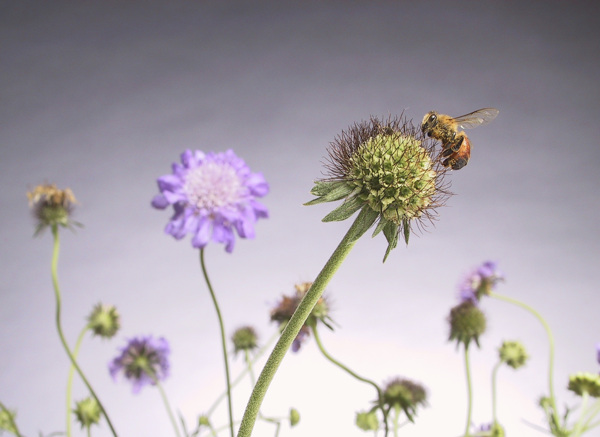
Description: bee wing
454,108,499,129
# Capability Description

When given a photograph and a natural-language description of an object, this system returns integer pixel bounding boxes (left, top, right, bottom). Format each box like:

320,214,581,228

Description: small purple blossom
152,149,269,252
596,343,600,365
459,261,504,303
109,336,170,394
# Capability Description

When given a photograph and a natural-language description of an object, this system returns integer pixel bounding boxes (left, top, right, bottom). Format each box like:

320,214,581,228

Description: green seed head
448,301,487,349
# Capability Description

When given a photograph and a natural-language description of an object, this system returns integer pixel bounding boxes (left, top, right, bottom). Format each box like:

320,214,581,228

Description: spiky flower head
289,408,300,427
460,261,503,303
306,115,451,261
152,149,269,253
448,301,487,348
379,377,427,422
231,326,259,356
355,411,379,431
26,183,80,235
87,303,120,339
498,340,529,369
270,282,332,352
73,397,101,430
568,372,600,397
0,408,18,434
109,335,170,393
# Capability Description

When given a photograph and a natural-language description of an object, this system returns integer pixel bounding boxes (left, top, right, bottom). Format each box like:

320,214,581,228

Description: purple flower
109,336,170,393
596,343,600,365
459,260,503,303
152,149,269,252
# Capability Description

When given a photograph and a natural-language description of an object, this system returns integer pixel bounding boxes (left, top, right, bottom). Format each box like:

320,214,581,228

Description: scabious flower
26,183,80,235
448,301,487,349
231,326,259,356
87,303,120,339
567,372,600,397
109,336,170,393
270,282,332,352
459,261,503,304
498,340,529,369
596,342,600,365
379,377,427,422
152,149,269,252
73,397,101,430
305,115,451,261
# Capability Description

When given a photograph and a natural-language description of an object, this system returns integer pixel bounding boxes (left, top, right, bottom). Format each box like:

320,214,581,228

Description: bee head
421,111,438,135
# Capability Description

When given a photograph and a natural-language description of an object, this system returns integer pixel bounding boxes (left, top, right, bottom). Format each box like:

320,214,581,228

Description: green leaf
347,207,379,242
382,222,399,263
322,196,364,222
304,181,354,206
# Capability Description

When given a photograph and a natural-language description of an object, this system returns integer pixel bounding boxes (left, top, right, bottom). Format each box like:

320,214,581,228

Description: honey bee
421,107,499,170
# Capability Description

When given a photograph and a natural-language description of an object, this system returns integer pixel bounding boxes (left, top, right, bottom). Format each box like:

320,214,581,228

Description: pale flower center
184,162,243,210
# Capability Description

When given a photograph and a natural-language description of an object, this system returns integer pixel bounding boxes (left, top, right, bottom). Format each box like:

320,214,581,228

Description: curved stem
200,248,234,437
491,361,501,426
66,325,90,437
311,323,388,436
490,292,559,430
50,226,118,436
237,207,371,437
463,344,473,437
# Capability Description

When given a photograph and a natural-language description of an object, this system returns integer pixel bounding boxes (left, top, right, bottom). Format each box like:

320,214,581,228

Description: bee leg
441,156,452,167
450,134,464,152
441,146,454,157
451,157,468,170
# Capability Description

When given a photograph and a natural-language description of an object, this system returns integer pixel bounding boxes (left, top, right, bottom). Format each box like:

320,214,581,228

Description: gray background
1,1,599,436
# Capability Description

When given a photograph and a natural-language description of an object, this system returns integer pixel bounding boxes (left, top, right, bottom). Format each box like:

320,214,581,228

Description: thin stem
0,400,23,437
50,226,118,436
66,325,90,437
199,248,234,437
154,378,183,437
490,292,560,431
207,332,278,417
311,323,388,436
392,405,400,437
491,361,501,425
463,344,473,437
237,207,371,437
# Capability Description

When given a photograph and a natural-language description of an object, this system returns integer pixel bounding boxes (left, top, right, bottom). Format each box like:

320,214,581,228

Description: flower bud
498,340,528,369
231,326,259,356
355,410,379,431
289,408,300,427
73,397,101,429
448,301,486,348
88,303,120,339
380,377,427,422
568,372,600,397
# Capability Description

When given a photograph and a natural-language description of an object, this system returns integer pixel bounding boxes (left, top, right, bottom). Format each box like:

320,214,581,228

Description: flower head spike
73,397,101,430
379,377,427,422
568,372,600,397
27,183,81,235
270,282,332,352
305,115,451,261
152,149,269,252
87,303,120,339
109,335,170,393
448,301,487,349
460,261,503,303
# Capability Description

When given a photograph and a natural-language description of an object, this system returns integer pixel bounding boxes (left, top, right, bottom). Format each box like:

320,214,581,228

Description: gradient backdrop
1,1,599,436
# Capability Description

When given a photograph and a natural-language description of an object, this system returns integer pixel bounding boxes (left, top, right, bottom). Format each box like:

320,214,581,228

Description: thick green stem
490,292,559,430
51,226,118,436
66,326,90,437
311,323,388,436
491,361,501,425
463,344,473,437
237,207,371,437
200,248,234,437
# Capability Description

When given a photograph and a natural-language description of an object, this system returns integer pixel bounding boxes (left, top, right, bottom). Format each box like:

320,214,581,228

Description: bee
421,107,499,170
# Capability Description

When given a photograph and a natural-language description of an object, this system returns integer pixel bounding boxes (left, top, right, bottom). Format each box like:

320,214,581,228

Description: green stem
237,207,371,437
490,292,560,430
207,332,278,417
491,361,501,426
66,325,90,437
572,392,590,437
50,226,118,437
464,344,473,437
311,323,388,436
154,377,183,437
199,248,234,437
392,405,400,437
0,400,23,437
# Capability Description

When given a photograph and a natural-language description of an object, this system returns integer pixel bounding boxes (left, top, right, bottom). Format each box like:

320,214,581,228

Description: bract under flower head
152,149,269,252
460,261,503,303
109,335,170,393
306,115,451,261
